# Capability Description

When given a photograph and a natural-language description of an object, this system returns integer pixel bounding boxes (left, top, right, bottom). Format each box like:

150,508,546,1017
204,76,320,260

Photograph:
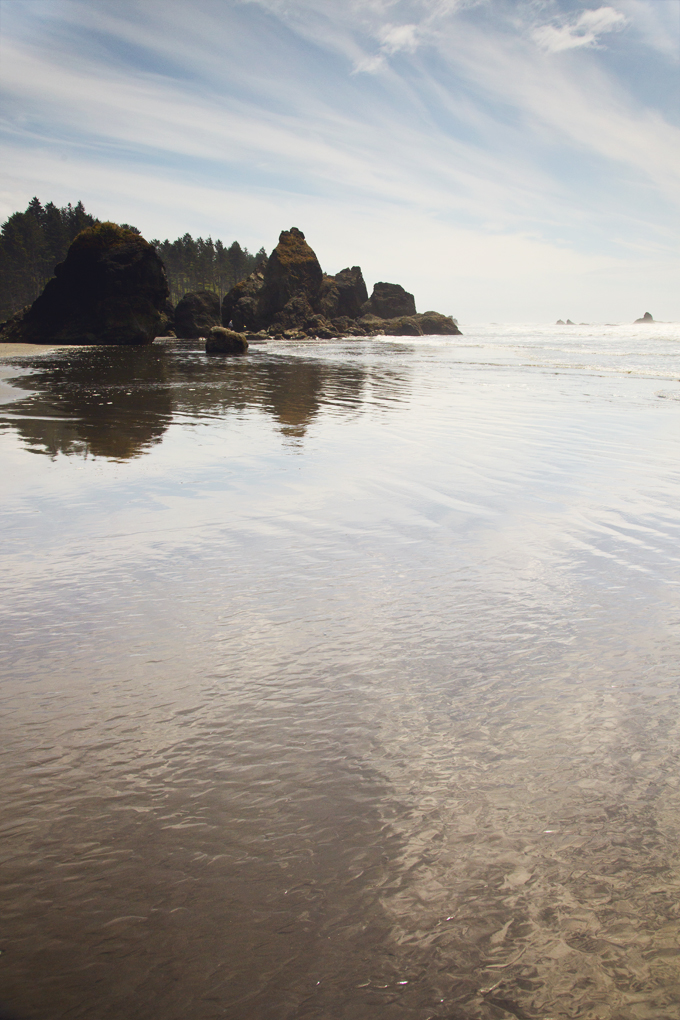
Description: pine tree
0,197,98,320
149,234,265,306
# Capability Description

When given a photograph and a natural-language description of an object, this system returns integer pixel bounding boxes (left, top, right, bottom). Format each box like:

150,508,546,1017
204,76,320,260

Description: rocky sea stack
222,228,461,338
0,222,169,346
174,290,221,339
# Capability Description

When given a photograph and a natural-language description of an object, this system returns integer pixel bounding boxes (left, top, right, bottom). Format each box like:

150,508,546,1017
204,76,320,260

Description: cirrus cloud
532,6,628,53
0,0,677,320
353,21,420,72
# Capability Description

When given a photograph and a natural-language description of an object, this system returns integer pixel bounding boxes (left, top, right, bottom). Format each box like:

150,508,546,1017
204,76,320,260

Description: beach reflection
1,327,679,1020
0,341,410,457
0,345,173,460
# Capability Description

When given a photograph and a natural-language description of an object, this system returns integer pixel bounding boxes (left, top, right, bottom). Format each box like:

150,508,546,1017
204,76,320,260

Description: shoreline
0,344,88,405
0,342,87,360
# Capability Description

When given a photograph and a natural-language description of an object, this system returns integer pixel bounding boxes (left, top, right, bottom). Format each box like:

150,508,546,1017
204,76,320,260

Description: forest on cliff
0,198,266,320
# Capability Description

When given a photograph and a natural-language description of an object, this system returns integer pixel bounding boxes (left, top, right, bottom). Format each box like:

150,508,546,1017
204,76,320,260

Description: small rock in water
556,319,565,324
205,326,248,354
634,311,654,323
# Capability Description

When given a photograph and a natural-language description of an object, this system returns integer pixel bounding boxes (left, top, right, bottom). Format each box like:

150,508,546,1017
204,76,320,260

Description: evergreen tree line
150,235,266,306
0,197,97,321
0,197,266,321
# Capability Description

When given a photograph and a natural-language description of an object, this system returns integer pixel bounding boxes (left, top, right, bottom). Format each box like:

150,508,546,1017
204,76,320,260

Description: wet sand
0,344,87,404
1,326,679,1019
0,342,87,359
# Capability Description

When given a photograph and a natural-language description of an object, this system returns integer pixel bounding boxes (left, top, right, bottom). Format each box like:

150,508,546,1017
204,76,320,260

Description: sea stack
363,282,416,319
0,222,169,345
221,227,462,338
174,290,221,338
634,312,654,323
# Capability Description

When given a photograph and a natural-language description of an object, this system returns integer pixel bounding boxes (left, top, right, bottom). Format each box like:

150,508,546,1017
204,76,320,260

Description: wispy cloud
353,23,420,72
0,0,678,319
532,6,628,53
616,0,680,59
382,22,419,53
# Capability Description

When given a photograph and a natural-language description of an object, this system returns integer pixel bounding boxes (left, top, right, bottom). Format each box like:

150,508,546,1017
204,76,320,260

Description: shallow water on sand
1,324,679,1020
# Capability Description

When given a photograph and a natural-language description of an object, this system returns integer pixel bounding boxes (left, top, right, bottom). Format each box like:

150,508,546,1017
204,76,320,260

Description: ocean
1,322,679,1019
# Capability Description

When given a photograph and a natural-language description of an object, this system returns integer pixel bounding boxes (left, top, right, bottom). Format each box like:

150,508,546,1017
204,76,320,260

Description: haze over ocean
1,0,679,321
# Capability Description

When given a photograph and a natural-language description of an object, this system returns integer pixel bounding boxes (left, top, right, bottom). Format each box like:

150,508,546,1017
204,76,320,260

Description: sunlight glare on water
1,322,679,1019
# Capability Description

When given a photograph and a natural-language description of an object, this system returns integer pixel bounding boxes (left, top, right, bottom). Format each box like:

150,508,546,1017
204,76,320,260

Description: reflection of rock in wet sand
0,346,173,460
166,349,409,440
0,342,412,458
259,358,371,438
261,360,328,437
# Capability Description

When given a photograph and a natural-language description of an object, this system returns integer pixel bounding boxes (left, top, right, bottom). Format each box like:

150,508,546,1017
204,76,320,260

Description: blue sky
1,0,678,320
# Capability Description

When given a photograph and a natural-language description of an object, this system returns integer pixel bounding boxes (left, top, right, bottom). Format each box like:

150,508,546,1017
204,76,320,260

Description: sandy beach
0,342,86,358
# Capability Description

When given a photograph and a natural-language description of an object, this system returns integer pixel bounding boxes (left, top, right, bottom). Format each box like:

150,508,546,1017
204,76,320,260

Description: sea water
1,323,679,1019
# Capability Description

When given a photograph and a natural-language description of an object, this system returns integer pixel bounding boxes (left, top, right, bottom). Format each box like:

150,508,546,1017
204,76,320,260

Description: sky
0,0,678,321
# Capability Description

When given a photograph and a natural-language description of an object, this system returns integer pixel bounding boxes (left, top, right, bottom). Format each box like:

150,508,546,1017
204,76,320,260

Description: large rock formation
222,265,267,332
266,227,323,319
363,282,416,319
318,266,369,320
415,311,461,335
634,312,654,323
0,222,169,345
222,228,322,331
221,227,461,338
174,290,221,338
355,311,460,337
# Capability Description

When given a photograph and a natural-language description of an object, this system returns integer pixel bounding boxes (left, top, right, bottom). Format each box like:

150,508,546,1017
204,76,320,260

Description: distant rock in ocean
566,319,575,325
221,228,461,338
0,222,169,345
174,290,221,338
556,319,565,325
634,312,654,323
